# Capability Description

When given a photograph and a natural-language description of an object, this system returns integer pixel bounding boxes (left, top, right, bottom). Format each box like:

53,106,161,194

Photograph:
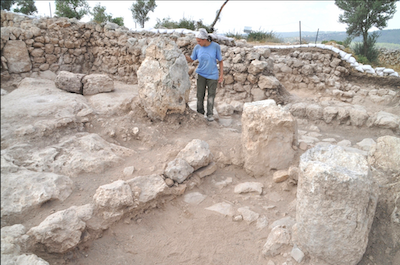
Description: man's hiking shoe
207,115,214,122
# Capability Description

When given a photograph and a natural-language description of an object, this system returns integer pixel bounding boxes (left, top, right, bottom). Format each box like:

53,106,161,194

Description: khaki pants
197,74,217,117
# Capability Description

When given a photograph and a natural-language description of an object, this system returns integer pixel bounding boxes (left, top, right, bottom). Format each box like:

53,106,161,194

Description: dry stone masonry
1,10,400,265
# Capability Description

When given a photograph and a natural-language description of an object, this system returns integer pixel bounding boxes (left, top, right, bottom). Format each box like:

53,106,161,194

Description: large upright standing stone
3,40,32,73
137,37,190,120
241,99,298,177
294,145,379,265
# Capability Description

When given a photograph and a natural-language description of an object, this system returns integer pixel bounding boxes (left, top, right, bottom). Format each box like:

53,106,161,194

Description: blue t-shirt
191,42,223,80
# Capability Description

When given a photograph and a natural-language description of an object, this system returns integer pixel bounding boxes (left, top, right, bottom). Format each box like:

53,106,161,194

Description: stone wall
1,11,399,132
378,48,400,67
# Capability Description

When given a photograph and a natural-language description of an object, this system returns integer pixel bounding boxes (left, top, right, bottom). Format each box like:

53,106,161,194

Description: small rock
256,215,268,230
262,226,291,257
291,245,305,263
214,177,233,189
234,182,263,195
232,215,243,222
238,207,259,224
123,166,135,177
206,202,234,216
165,178,174,187
299,142,308,150
193,162,217,178
183,192,206,205
273,170,289,183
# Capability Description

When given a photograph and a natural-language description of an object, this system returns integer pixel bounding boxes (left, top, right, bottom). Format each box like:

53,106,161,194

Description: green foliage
343,36,353,48
335,0,396,59
13,0,37,15
1,0,15,11
130,0,156,28
55,0,89,20
352,32,380,63
196,19,212,33
225,31,244,40
354,54,370,65
90,3,124,26
154,17,212,32
110,17,124,27
247,30,282,43
91,3,110,24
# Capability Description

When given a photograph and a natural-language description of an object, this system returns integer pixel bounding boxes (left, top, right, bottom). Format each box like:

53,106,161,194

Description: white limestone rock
3,40,31,73
234,182,263,195
368,136,400,173
371,111,400,130
28,205,93,253
127,174,167,203
1,169,73,219
242,100,298,177
262,226,291,257
349,105,369,126
258,75,280,89
55,71,86,94
176,139,213,170
1,224,28,256
295,145,379,265
205,202,234,216
93,180,137,221
82,74,114,95
237,207,259,224
164,158,194,183
356,138,376,152
27,133,134,177
137,37,190,120
183,192,206,205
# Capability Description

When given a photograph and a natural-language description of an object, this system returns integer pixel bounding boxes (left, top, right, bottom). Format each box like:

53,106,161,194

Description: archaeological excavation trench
1,11,400,265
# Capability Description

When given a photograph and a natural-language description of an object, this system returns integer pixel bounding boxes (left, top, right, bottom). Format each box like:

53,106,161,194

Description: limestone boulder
164,158,194,183
126,174,168,204
3,40,31,73
55,71,86,94
248,60,269,75
262,226,291,257
370,111,400,130
82,74,114,95
350,105,369,127
258,75,280,89
1,224,49,265
137,37,190,120
242,100,298,177
1,169,73,220
368,136,400,173
1,224,28,256
28,205,93,253
295,145,379,265
93,180,138,221
25,133,134,177
176,139,213,170
306,104,323,120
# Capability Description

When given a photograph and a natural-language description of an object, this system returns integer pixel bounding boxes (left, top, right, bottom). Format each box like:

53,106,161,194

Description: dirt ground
3,71,392,265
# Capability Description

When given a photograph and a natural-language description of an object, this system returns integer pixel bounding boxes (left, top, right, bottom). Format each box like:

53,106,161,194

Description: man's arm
218,60,224,83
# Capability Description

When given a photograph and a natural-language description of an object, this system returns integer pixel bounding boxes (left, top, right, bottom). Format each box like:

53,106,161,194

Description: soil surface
10,74,396,265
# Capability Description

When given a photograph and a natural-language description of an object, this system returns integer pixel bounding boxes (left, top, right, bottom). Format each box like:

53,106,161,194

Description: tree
1,0,16,11
110,17,124,27
91,2,111,24
130,0,157,28
13,0,37,15
55,0,89,20
335,0,397,61
90,3,124,27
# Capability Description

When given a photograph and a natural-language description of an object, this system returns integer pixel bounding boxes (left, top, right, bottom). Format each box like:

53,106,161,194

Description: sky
32,0,400,34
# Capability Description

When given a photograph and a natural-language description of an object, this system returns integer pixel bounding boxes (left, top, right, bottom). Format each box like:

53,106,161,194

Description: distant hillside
277,29,400,45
